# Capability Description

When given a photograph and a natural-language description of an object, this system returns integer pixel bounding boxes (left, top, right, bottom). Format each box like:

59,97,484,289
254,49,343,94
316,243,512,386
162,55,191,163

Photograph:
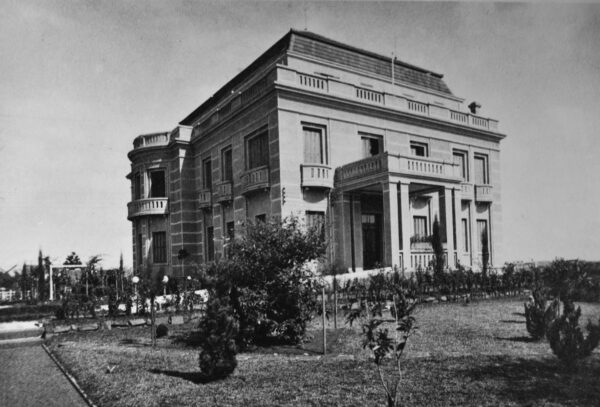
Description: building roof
180,29,453,126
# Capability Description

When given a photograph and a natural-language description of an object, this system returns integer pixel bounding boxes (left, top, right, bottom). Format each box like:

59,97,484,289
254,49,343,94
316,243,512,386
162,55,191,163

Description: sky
1,1,599,269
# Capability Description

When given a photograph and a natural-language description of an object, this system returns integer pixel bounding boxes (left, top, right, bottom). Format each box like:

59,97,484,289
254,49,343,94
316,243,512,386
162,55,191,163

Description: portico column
469,200,478,269
399,182,411,272
453,187,464,268
383,181,400,269
443,187,455,269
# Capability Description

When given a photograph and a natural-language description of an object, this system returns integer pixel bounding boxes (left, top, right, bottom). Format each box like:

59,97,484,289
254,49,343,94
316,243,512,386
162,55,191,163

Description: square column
399,182,411,271
453,187,464,267
383,181,400,269
444,187,456,269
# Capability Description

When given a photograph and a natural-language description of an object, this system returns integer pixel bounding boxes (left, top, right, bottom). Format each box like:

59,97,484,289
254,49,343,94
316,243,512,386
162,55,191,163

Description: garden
45,219,600,407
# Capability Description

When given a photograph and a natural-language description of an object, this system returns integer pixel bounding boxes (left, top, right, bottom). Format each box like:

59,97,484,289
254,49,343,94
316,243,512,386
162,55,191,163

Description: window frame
245,130,269,170
202,157,213,190
474,154,489,184
302,124,328,165
413,215,428,239
221,146,233,183
152,231,167,264
306,210,326,241
453,150,469,181
410,141,428,157
360,133,383,158
148,169,166,198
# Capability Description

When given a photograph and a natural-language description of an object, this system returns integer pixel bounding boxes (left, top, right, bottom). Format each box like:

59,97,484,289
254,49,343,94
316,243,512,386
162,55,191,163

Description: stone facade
127,30,506,277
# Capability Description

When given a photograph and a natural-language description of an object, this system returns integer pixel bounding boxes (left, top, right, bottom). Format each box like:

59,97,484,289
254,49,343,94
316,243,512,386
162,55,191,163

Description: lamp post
132,276,139,315
162,275,169,298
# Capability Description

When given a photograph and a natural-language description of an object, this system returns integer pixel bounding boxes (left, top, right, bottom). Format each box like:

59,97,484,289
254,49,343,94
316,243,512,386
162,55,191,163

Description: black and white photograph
1,1,599,406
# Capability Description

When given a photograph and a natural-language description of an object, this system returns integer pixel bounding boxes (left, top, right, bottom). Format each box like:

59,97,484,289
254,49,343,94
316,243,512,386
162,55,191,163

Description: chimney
468,101,482,114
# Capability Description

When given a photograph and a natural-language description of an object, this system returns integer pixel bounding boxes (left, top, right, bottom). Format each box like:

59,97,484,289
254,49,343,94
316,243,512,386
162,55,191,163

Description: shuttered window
303,126,327,164
221,147,233,182
152,232,167,264
474,155,488,184
453,151,468,181
203,158,212,189
413,216,428,238
247,131,269,169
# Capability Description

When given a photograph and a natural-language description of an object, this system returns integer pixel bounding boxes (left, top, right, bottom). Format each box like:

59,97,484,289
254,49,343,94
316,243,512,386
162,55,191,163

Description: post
322,286,327,355
49,266,54,301
333,277,338,330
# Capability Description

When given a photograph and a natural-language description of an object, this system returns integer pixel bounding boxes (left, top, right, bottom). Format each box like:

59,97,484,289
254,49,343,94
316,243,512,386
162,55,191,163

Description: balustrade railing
298,73,327,91
407,100,428,114
127,198,169,219
132,133,169,149
475,185,493,202
214,181,233,203
198,189,212,209
356,87,383,104
301,164,333,189
241,166,270,194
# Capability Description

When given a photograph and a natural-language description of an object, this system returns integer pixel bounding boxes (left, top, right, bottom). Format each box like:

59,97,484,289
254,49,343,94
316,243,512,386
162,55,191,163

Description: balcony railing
475,185,493,202
410,249,448,270
276,66,501,133
214,181,233,203
132,132,169,149
460,182,473,197
127,198,169,220
241,166,270,194
300,164,333,189
198,189,212,209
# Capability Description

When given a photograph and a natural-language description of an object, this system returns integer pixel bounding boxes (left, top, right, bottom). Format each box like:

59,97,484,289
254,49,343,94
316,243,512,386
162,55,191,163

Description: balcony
214,181,233,204
460,182,474,198
301,164,333,189
198,189,212,209
475,185,493,202
132,132,169,150
241,166,270,194
127,198,169,220
335,152,459,188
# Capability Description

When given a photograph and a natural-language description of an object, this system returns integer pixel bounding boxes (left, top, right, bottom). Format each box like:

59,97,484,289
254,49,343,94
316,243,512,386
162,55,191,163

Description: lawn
47,298,600,406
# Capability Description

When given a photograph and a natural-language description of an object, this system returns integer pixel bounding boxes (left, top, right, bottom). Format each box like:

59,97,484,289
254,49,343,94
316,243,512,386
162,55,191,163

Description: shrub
547,300,600,369
156,323,168,338
524,289,559,340
197,295,238,380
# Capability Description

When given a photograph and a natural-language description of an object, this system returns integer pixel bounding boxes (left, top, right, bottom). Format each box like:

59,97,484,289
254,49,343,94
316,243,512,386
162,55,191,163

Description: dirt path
0,344,88,407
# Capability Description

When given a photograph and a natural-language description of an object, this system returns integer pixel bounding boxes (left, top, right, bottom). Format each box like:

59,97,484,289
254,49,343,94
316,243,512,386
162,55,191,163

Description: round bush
156,323,169,338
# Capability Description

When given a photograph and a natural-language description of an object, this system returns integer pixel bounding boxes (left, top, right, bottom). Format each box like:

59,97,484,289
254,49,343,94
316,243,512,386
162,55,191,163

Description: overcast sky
1,1,599,269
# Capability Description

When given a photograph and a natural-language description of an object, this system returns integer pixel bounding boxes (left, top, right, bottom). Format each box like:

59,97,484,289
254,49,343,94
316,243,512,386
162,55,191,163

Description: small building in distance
126,30,506,278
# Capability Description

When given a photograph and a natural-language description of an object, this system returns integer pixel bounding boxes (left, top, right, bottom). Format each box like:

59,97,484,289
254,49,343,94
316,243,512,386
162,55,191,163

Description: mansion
127,30,506,277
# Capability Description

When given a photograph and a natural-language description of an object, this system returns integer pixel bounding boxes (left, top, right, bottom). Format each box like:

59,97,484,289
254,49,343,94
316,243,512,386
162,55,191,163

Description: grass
47,298,600,406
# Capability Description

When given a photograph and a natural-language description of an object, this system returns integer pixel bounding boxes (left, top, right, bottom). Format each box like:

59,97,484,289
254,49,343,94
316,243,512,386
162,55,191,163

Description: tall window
246,131,269,169
206,226,214,261
221,147,233,182
413,216,428,239
477,219,488,253
255,214,266,223
306,211,325,240
461,219,469,252
149,170,166,198
202,157,212,190
453,150,468,181
361,134,383,158
152,232,167,263
226,221,235,241
410,141,428,157
137,233,143,266
133,173,142,200
474,154,489,184
303,125,327,164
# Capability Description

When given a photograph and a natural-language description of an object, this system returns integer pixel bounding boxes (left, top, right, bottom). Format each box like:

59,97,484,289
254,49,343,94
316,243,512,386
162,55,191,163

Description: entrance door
362,213,382,269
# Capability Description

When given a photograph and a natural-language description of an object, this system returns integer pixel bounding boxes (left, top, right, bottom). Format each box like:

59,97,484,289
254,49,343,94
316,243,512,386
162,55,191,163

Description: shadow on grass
494,335,538,343
512,312,525,317
460,355,600,406
149,368,214,384
499,319,525,324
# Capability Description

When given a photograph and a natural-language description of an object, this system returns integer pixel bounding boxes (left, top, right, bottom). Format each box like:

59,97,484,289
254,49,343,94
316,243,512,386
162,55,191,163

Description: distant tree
64,252,82,265
37,250,46,301
431,216,445,284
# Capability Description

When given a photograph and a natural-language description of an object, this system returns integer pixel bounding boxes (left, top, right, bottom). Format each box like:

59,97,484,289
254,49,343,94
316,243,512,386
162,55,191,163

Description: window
137,234,143,266
206,226,214,261
202,158,212,189
413,216,428,239
461,219,469,252
303,125,327,164
152,232,167,263
410,141,428,157
453,150,468,181
306,211,325,240
149,170,166,198
133,173,142,200
474,154,489,184
361,134,383,158
246,131,269,169
221,147,233,182
477,220,488,253
255,214,266,223
226,221,235,242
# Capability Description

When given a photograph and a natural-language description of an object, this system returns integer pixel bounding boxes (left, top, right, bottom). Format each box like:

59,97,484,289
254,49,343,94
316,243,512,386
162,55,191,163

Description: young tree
64,252,82,265
430,216,445,285
481,226,489,277
37,250,46,301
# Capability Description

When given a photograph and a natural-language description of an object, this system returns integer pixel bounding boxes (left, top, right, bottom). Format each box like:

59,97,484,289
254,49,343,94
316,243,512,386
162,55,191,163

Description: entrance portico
333,152,471,272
